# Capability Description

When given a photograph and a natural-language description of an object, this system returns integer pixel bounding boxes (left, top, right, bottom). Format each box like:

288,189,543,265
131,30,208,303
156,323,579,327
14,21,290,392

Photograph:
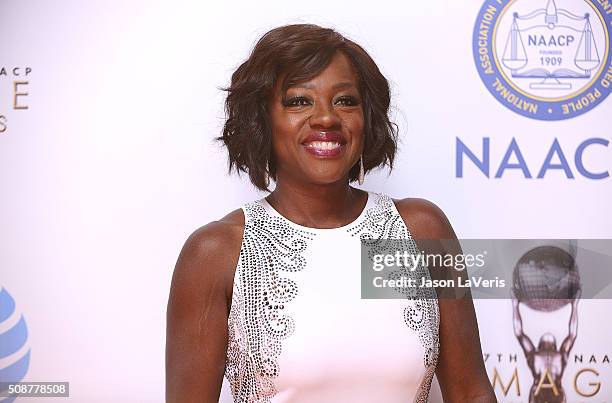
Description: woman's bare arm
166,210,244,403
395,198,497,403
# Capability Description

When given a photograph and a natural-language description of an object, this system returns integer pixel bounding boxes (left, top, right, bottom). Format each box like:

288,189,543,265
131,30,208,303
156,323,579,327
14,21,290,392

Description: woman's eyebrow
291,81,357,90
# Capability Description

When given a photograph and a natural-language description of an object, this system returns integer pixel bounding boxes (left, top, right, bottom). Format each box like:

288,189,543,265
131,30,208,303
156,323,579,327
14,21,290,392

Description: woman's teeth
305,141,341,150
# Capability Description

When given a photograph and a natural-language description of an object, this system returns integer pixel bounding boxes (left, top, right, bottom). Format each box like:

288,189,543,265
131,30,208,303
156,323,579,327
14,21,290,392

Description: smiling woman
268,51,366,189
215,24,396,192
165,24,497,403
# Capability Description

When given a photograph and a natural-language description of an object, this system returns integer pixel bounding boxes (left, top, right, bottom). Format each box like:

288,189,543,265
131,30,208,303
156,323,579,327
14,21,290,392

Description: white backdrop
1,0,610,402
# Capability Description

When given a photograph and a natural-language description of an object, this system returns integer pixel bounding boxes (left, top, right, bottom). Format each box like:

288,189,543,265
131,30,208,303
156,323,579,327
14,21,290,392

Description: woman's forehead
276,53,360,93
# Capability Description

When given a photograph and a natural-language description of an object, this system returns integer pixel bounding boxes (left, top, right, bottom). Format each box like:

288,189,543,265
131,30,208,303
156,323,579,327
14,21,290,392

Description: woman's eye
284,96,311,107
335,96,359,106
282,95,359,108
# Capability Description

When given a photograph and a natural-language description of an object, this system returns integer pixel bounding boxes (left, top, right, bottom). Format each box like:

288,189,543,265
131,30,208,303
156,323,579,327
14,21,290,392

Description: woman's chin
303,172,353,185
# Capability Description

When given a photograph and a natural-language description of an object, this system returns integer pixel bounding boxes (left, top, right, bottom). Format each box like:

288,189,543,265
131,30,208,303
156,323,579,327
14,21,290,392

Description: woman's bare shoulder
391,197,457,240
171,208,245,306
181,208,245,264
166,208,247,401
391,198,496,401
194,208,245,243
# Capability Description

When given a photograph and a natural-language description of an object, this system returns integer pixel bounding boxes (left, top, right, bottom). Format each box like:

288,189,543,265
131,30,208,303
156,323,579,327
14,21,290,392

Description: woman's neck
265,176,368,229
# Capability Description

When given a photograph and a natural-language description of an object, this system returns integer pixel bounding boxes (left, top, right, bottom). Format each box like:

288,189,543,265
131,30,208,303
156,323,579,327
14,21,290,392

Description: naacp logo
473,0,612,120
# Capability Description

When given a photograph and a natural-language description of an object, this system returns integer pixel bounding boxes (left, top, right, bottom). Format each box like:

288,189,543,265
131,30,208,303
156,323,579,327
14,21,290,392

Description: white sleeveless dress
224,191,440,403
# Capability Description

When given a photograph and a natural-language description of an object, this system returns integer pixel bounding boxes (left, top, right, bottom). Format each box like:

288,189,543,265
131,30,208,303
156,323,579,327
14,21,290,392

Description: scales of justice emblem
499,0,603,95
474,0,611,120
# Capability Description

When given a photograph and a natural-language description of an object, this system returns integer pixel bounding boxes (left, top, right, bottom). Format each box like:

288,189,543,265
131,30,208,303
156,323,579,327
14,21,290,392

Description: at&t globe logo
0,287,30,403
473,0,612,120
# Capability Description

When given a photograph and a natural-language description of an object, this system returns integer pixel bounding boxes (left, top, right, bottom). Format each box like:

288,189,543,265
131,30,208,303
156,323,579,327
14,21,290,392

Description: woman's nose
309,100,341,129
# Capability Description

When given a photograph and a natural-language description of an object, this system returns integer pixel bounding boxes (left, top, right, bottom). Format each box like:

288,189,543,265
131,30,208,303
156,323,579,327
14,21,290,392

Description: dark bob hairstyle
217,23,398,191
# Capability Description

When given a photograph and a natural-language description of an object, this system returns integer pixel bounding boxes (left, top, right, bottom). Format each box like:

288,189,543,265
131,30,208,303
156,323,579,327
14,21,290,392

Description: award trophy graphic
511,243,581,403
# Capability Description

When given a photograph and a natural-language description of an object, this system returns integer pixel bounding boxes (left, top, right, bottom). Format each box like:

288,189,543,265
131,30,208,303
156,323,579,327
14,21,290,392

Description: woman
166,24,496,403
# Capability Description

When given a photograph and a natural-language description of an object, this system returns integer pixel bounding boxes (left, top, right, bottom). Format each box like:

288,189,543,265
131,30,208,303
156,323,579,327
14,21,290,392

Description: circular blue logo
473,0,612,120
0,287,30,402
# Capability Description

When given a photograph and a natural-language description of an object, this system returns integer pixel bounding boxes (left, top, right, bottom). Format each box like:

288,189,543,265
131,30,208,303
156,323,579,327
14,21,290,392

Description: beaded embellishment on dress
346,193,440,403
225,192,440,403
225,201,316,402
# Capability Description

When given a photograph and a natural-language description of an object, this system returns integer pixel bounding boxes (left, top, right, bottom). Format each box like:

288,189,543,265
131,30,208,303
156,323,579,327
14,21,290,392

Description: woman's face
269,51,364,186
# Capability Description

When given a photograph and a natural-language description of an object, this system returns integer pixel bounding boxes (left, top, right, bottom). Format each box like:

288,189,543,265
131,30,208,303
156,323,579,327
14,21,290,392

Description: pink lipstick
301,131,347,157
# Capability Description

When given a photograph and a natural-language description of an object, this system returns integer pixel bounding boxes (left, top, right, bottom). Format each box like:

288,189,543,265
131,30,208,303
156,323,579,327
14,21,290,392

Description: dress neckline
259,191,372,233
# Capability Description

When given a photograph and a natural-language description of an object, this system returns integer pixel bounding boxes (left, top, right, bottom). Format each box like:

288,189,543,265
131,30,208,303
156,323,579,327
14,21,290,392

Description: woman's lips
301,131,347,157
303,141,345,157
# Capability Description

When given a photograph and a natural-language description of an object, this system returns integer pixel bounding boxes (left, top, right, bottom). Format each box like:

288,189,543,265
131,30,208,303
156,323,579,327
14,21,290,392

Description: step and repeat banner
1,0,610,402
